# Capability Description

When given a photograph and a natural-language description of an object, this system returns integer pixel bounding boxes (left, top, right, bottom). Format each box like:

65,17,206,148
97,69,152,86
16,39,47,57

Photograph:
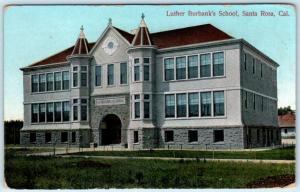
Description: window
31,104,38,123
188,93,199,117
54,102,62,122
260,62,263,78
200,53,211,77
165,94,175,118
32,75,39,93
261,97,264,111
54,72,62,90
30,132,36,143
244,53,247,70
95,65,102,86
46,103,54,122
73,66,78,87
134,95,140,119
164,58,174,81
188,130,198,142
39,74,46,92
45,132,51,143
245,91,248,109
39,103,46,123
257,130,260,142
120,62,127,84
61,132,68,143
213,91,224,116
188,55,198,79
134,58,140,64
71,132,76,143
253,94,256,110
144,65,150,81
81,99,87,121
252,58,255,74
73,106,78,121
176,57,186,80
80,66,87,87
214,130,224,142
165,130,174,142
62,101,70,121
177,93,187,117
144,58,150,81
144,94,150,118
107,64,114,85
284,129,287,134
62,71,69,90
213,52,224,76
201,92,211,117
134,131,139,143
134,66,140,81
46,73,54,91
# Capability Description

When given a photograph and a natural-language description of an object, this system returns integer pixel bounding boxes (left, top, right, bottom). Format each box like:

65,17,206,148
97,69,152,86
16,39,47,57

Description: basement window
30,132,36,143
134,131,139,143
165,130,174,142
45,132,51,143
213,130,224,143
188,130,198,142
61,132,68,143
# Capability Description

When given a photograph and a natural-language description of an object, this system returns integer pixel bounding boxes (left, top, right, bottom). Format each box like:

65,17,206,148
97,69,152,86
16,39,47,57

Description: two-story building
20,15,280,149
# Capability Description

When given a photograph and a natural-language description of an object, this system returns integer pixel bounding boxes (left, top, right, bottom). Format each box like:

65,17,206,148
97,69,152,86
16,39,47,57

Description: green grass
73,147,295,160
5,147,53,156
5,149,295,189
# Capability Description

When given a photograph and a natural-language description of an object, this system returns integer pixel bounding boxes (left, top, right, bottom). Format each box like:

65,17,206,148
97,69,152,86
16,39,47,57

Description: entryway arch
100,114,122,145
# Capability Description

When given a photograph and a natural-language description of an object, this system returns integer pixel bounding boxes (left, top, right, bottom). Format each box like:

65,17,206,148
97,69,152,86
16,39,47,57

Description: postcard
3,3,296,189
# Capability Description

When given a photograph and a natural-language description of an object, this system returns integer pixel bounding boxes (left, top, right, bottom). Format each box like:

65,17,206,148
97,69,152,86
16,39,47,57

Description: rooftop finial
108,18,112,25
141,13,145,19
79,25,85,38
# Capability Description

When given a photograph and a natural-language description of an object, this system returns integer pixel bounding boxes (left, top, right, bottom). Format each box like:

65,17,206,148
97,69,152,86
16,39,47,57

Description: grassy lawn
5,148,53,156
72,147,295,160
5,149,295,189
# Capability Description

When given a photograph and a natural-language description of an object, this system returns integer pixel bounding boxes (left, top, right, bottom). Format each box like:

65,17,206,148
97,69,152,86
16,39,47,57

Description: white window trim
164,89,227,120
143,57,151,82
30,70,70,94
132,57,142,83
30,100,71,125
162,50,226,83
107,64,115,86
120,62,129,85
80,65,89,88
94,64,103,87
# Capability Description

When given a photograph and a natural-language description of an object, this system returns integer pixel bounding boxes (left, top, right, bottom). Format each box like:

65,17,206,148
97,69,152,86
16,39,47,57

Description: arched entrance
100,114,122,145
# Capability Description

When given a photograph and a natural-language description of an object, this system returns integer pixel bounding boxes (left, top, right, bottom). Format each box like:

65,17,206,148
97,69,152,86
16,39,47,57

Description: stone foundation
20,129,90,147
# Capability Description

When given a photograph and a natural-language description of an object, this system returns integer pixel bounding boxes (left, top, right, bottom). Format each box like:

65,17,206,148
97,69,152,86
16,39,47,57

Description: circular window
107,42,114,49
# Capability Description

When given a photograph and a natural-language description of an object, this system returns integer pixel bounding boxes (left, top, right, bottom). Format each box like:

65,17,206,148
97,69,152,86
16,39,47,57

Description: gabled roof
151,24,232,49
22,23,233,69
26,43,95,68
278,112,296,128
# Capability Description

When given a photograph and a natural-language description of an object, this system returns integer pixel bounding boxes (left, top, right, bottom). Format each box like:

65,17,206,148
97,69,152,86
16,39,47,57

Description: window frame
164,89,226,120
213,129,224,143
143,57,151,81
162,51,225,82
133,131,139,144
164,130,174,143
188,130,198,143
95,65,102,87
120,62,128,85
107,64,115,86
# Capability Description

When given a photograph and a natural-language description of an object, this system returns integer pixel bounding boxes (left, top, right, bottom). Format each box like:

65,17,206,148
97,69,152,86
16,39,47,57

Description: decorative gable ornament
101,36,119,55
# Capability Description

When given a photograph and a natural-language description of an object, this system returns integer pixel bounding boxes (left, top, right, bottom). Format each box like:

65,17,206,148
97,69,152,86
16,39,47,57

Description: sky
4,4,296,120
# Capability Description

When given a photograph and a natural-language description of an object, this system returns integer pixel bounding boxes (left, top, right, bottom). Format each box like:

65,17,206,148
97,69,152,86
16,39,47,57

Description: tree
4,120,23,145
278,106,293,115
